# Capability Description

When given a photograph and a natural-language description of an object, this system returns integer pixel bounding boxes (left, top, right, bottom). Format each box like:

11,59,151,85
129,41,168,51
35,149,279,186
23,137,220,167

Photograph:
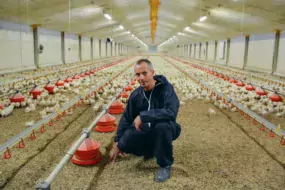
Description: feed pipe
0,58,138,154
0,57,131,99
175,56,285,87
0,56,125,87
36,75,134,190
168,57,285,99
165,58,285,138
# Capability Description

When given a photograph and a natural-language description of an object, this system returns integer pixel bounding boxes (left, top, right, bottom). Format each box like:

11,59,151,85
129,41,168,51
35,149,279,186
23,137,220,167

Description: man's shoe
154,166,171,182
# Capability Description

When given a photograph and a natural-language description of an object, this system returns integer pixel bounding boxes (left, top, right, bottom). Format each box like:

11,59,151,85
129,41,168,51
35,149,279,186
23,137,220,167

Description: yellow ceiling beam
149,0,160,44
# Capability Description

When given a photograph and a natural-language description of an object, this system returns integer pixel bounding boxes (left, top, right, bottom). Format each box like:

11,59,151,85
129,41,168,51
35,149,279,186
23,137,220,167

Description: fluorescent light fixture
132,34,135,37
126,31,130,34
199,16,207,22
119,25,124,29
104,13,112,20
185,26,190,30
173,36,176,38
178,32,183,35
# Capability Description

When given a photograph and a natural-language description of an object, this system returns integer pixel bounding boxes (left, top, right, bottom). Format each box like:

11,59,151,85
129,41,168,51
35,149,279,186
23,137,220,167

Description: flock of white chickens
0,57,137,128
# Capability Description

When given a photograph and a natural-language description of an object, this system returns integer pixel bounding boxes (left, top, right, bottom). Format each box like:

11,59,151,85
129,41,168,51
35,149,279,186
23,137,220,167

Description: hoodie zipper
143,83,161,127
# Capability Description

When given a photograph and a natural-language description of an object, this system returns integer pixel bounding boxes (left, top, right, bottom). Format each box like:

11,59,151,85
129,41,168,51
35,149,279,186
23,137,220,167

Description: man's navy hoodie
114,75,181,143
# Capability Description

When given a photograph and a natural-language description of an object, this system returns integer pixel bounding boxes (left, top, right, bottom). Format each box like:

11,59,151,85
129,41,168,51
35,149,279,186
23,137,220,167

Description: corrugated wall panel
228,36,245,68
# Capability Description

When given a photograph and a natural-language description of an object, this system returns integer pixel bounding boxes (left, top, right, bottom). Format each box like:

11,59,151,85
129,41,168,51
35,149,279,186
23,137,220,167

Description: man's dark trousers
117,121,181,167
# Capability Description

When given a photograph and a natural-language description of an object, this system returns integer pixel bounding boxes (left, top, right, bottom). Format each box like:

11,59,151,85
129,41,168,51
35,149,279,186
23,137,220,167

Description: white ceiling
0,0,285,48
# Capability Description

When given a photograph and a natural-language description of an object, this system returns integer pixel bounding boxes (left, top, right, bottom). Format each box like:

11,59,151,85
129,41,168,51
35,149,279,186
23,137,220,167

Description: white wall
38,28,61,67
246,33,275,73
101,41,106,57
106,42,111,57
196,44,201,59
81,37,91,61
191,44,195,58
93,38,100,59
275,31,285,76
0,21,34,72
200,43,206,60
208,41,215,61
65,34,79,64
216,40,227,65
228,36,245,68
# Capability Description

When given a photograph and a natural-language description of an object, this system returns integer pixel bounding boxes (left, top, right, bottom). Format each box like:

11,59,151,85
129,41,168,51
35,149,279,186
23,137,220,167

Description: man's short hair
135,59,153,70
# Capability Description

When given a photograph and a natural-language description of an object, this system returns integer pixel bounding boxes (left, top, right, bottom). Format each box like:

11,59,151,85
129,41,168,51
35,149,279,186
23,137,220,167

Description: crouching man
109,59,181,182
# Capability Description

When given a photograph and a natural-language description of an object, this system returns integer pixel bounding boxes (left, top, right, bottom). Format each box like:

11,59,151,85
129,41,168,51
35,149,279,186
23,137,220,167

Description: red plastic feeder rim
125,85,133,91
44,84,55,93
80,73,86,77
269,93,283,102
71,138,102,165
0,104,4,109
55,80,65,87
85,71,91,75
229,78,237,83
256,88,268,96
108,108,124,114
10,93,25,103
64,77,73,83
245,84,255,91
97,113,116,126
29,87,42,99
95,124,117,132
109,100,124,109
236,81,245,87
119,91,129,98
90,70,95,74
73,75,81,79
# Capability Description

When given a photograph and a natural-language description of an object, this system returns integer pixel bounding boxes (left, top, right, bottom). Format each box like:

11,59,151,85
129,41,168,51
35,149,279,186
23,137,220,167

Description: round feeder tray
55,80,65,87
229,78,237,83
270,93,282,102
10,93,25,103
108,108,124,114
256,88,268,96
85,71,91,76
80,73,86,77
0,104,3,109
110,100,124,109
97,113,116,126
73,75,81,79
64,77,73,83
125,85,133,91
72,151,102,165
44,84,55,94
95,124,117,132
236,81,245,87
29,87,42,99
119,91,129,98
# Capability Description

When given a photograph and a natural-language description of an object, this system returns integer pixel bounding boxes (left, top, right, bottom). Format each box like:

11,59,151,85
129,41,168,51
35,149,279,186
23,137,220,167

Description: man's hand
109,142,125,164
134,115,142,131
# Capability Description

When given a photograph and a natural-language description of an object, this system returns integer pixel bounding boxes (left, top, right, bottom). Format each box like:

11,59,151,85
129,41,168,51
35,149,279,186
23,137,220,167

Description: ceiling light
199,16,207,22
104,13,112,20
173,36,176,38
178,32,183,35
132,34,135,37
119,25,124,29
185,26,190,30
126,31,130,34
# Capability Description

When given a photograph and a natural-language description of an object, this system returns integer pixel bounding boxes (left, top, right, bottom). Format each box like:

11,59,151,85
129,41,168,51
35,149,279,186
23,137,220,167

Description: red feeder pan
73,75,81,79
85,71,91,76
229,78,237,83
44,84,55,94
71,138,102,165
269,93,283,102
108,100,125,114
130,81,136,85
80,73,86,77
236,81,245,87
55,80,65,87
245,84,255,91
118,91,129,98
10,93,25,103
64,77,73,83
90,70,95,74
29,87,42,99
95,113,117,132
256,88,268,96
124,85,133,91
0,104,4,109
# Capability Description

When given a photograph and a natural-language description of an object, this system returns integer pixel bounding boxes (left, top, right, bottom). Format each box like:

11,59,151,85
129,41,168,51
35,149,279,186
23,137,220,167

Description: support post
91,37,93,62
272,30,281,74
243,35,249,69
206,42,209,60
61,32,65,64
99,39,101,58
226,38,231,65
199,43,202,59
32,24,39,68
214,40,218,63
78,35,82,62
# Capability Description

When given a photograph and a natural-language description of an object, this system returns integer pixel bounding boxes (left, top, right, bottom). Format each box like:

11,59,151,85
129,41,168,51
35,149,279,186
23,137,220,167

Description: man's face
134,62,155,89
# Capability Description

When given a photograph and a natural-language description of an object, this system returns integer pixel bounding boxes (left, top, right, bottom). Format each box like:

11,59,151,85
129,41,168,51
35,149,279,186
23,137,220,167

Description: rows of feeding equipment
55,67,140,166
166,58,285,130
0,57,134,129
0,57,119,85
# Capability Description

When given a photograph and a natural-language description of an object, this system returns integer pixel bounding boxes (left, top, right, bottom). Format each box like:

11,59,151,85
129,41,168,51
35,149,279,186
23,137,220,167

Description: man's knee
153,121,181,140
